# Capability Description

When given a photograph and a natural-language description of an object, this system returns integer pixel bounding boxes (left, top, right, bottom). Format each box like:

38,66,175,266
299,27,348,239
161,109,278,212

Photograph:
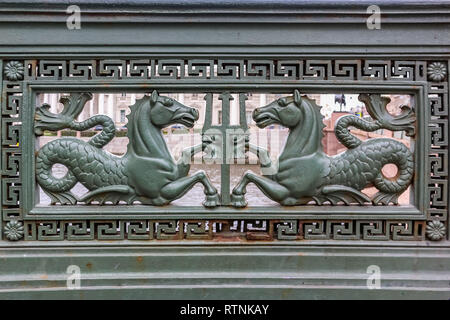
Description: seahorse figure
35,91,220,207
231,90,415,207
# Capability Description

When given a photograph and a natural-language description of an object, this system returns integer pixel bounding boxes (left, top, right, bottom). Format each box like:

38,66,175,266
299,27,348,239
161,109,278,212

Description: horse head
149,90,199,128
253,90,304,129
253,89,325,157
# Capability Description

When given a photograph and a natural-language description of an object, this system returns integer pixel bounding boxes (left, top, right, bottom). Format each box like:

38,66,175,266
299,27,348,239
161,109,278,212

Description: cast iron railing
1,58,447,242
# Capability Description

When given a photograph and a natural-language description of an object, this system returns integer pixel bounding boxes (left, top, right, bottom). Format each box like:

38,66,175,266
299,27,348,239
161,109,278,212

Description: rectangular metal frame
0,1,449,298
23,81,428,220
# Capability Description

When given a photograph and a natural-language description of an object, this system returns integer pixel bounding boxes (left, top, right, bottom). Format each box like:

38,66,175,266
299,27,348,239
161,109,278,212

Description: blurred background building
37,92,413,205
37,92,412,156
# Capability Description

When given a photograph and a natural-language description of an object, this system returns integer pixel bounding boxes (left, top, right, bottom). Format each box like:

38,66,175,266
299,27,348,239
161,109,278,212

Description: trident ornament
202,92,249,205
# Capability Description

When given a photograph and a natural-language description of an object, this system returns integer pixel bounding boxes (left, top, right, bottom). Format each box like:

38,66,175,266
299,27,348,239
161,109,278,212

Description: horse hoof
230,193,247,208
203,193,220,208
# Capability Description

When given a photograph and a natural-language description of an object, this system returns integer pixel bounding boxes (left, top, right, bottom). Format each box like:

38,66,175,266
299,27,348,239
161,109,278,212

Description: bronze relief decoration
0,59,447,242
35,91,220,207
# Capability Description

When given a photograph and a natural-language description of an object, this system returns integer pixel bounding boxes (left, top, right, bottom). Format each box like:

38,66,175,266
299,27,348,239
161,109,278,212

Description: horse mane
279,94,327,159
125,95,158,157
126,95,149,145
294,95,326,141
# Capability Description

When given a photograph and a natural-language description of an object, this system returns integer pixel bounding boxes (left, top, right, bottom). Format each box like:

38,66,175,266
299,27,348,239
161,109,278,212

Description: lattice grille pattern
427,64,449,233
1,82,23,231
22,219,425,241
0,58,448,242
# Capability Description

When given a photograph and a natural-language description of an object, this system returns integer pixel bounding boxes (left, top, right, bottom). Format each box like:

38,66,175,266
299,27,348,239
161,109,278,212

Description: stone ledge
0,245,448,299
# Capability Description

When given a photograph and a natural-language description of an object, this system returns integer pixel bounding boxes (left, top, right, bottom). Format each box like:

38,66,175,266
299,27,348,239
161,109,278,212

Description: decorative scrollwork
1,78,23,240
0,58,447,242
4,61,24,81
23,59,428,82
21,219,425,241
358,94,416,136
426,63,449,235
426,220,446,241
231,91,414,207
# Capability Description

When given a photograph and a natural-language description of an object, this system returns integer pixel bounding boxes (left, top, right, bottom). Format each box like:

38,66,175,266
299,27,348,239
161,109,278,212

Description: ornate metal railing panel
1,58,447,242
0,0,449,299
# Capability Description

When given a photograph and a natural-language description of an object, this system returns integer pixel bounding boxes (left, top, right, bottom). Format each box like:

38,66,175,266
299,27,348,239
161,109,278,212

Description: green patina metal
201,92,249,205
32,89,415,208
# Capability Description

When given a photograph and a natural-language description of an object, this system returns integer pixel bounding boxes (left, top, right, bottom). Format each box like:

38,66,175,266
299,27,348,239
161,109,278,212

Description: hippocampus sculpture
231,90,415,207
35,91,220,207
